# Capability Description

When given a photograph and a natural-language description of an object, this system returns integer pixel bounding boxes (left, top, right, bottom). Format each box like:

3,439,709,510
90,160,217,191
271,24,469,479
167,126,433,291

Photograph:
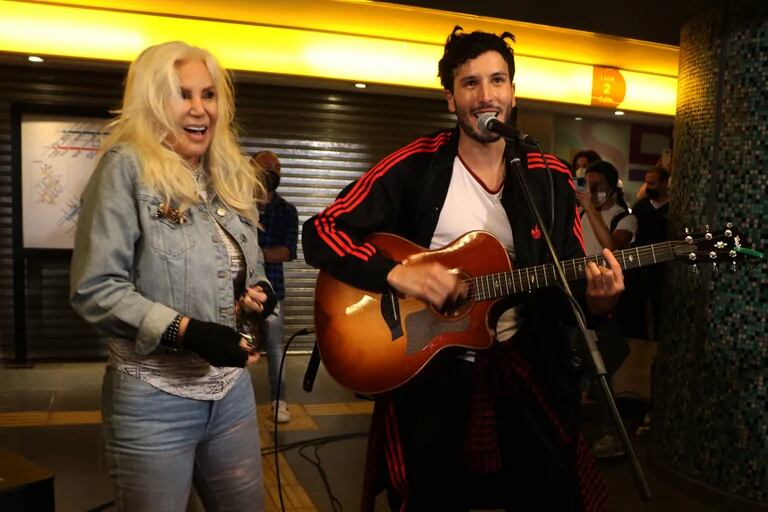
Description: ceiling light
28,55,44,63
574,116,582,121
614,110,625,116
354,83,367,89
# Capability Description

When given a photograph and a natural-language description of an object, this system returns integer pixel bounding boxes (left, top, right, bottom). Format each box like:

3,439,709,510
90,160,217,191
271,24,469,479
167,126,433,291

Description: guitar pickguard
404,308,469,354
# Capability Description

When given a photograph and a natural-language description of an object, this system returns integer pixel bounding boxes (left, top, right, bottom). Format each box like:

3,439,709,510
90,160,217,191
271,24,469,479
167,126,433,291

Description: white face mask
594,191,608,207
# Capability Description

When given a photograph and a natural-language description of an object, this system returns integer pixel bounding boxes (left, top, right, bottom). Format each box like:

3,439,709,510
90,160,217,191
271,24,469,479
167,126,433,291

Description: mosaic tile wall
654,2,768,503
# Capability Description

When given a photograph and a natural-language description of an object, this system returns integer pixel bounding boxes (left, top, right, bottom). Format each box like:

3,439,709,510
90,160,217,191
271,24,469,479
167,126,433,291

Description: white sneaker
635,412,651,437
271,400,291,423
591,434,626,459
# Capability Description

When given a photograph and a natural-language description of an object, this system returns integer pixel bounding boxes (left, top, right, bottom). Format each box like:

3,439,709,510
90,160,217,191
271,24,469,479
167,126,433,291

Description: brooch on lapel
154,202,188,224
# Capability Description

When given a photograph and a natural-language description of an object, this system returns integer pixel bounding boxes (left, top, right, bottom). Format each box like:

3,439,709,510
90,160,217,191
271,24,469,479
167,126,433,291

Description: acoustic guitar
313,226,762,394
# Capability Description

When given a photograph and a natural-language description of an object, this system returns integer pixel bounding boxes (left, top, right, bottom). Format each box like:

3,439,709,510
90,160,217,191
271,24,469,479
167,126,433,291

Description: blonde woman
70,41,274,511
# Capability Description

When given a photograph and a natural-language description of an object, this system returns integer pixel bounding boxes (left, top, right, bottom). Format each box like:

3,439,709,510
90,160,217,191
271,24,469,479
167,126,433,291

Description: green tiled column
652,2,768,507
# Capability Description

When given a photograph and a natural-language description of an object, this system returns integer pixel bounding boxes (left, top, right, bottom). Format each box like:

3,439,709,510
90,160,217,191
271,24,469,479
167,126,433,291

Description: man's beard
455,104,514,143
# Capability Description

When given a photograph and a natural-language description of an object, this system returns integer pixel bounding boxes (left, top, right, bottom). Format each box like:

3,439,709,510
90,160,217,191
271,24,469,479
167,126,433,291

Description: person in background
576,160,636,255
571,149,602,178
250,150,299,423
621,166,671,340
70,41,275,511
636,149,672,202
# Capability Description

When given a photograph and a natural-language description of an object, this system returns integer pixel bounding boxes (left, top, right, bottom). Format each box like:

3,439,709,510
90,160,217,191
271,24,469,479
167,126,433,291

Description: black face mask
264,171,280,192
646,188,660,200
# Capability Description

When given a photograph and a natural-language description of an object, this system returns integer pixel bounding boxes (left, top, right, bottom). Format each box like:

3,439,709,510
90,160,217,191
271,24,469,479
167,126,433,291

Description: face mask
594,191,607,205
265,171,280,192
646,188,660,200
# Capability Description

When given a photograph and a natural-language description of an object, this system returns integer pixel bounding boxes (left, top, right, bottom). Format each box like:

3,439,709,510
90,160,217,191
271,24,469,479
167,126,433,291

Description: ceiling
381,0,723,45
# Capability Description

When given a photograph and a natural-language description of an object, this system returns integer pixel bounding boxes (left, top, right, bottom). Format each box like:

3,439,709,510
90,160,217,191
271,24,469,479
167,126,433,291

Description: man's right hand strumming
386,262,468,309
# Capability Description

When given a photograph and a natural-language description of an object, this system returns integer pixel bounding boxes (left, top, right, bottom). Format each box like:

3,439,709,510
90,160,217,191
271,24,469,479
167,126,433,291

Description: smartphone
575,176,586,192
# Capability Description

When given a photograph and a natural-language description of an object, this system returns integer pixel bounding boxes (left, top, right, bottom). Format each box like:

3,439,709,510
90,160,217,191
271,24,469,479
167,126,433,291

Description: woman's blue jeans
101,367,264,511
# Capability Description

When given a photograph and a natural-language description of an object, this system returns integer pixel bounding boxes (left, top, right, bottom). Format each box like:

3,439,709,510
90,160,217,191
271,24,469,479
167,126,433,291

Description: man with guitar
303,26,624,512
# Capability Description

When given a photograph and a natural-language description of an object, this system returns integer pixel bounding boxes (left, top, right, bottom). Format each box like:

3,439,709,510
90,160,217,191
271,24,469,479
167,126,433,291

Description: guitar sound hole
437,296,470,318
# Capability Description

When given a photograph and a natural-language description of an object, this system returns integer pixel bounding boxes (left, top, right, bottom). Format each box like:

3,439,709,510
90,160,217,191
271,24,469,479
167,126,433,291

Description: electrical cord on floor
299,442,343,512
273,327,313,512
261,432,368,456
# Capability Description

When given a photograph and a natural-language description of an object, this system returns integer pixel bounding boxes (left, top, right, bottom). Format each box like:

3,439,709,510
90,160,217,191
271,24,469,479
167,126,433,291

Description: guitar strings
463,237,727,302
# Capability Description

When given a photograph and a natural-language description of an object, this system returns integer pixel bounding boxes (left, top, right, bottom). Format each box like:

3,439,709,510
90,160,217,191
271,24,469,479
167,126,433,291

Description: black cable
261,432,367,456
299,442,344,512
84,501,114,511
273,326,314,512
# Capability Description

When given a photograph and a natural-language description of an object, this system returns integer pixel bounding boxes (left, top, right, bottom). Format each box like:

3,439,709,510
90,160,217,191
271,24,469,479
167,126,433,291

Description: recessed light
614,110,625,116
28,56,44,63
574,117,583,121
354,83,367,89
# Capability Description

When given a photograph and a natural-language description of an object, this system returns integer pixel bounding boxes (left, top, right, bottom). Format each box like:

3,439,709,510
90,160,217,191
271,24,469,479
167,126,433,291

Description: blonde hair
104,41,265,217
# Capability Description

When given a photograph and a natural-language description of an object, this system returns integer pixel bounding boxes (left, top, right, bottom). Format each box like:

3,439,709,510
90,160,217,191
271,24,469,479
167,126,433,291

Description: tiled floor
0,357,718,511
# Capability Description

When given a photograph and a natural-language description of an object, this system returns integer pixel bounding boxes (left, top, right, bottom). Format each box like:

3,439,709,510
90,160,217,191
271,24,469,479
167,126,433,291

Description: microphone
477,112,538,145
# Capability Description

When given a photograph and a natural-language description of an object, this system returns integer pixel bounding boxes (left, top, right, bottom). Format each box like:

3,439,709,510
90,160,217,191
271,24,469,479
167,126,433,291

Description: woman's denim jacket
70,146,270,356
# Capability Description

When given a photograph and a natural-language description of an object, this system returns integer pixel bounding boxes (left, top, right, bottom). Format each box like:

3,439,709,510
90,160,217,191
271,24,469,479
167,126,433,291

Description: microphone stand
504,142,652,501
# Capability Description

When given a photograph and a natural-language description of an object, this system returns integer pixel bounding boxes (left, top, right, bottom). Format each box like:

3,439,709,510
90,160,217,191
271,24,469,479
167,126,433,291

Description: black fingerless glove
256,280,278,317
182,319,248,368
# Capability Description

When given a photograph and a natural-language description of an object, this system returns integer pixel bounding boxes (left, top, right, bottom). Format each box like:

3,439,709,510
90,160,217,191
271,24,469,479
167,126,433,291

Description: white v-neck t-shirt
430,156,519,352
431,155,514,252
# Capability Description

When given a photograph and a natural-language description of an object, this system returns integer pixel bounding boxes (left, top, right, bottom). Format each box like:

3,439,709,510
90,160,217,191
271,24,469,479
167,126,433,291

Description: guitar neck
470,241,675,301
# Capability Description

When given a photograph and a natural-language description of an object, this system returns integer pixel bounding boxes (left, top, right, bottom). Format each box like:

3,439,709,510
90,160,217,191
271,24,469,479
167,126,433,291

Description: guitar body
314,231,512,394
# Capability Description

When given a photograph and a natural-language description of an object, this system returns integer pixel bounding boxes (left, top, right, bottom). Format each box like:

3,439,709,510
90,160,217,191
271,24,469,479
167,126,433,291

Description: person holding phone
576,161,636,256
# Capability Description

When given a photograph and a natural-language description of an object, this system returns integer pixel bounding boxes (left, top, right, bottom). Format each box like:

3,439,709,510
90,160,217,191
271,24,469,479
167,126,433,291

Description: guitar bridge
380,287,404,341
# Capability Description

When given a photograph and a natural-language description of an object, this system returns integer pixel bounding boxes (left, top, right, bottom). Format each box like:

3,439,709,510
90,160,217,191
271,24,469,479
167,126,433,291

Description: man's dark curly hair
438,26,516,92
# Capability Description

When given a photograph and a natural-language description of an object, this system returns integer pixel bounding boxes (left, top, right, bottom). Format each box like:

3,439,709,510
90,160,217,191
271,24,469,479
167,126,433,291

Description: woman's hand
575,189,593,212
239,336,261,366
240,285,269,315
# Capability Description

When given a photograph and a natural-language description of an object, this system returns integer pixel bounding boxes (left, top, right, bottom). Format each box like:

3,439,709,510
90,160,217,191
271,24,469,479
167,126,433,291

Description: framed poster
20,112,110,249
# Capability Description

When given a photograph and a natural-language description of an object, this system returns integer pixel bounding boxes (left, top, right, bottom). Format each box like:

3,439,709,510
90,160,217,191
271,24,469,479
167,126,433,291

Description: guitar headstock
672,223,764,272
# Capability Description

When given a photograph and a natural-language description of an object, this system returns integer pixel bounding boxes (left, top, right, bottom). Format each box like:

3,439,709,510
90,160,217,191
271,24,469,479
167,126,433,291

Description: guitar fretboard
467,241,676,301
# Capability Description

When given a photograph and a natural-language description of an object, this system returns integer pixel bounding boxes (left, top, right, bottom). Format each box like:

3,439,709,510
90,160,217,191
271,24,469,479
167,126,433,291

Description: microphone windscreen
477,112,497,132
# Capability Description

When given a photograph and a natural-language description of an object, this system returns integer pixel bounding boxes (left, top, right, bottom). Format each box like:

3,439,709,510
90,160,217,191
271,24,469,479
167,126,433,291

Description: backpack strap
609,210,629,233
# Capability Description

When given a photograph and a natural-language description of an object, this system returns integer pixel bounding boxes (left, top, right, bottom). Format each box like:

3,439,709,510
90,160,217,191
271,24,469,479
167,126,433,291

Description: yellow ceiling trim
1,1,677,115
21,0,680,77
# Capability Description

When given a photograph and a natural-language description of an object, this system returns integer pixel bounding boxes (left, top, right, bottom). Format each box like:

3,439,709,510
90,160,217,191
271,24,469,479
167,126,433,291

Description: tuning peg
685,227,691,234
726,222,733,229
730,261,737,273
712,262,718,273
705,224,710,232
692,264,700,274
709,251,717,260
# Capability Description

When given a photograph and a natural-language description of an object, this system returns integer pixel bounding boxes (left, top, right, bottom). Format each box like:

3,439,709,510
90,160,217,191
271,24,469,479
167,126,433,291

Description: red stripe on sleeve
314,131,451,261
313,218,345,257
